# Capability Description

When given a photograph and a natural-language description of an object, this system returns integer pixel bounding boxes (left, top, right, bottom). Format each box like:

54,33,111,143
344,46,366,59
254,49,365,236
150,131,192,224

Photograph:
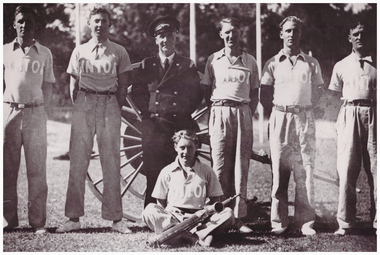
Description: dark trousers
141,118,176,208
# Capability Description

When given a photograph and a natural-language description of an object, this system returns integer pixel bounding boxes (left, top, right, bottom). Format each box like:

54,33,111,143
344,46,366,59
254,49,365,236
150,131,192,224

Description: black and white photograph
2,2,377,252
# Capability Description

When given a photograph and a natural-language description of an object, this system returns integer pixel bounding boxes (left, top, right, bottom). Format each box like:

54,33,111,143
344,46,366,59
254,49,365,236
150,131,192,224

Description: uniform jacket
130,53,202,127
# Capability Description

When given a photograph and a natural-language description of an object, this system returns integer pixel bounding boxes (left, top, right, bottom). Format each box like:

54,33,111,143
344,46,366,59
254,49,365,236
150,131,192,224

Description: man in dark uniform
130,16,202,207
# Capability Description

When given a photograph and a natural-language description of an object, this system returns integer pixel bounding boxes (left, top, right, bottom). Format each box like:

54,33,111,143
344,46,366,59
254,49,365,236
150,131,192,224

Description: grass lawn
2,115,377,252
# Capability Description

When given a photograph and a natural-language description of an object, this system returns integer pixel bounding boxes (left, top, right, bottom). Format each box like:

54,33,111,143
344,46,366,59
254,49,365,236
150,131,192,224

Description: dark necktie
164,58,170,72
94,45,100,60
359,56,373,69
359,59,365,69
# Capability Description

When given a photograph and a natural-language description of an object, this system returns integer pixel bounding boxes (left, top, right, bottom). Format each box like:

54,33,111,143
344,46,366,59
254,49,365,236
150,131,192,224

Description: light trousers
143,203,235,239
3,104,48,228
336,105,377,229
65,91,123,220
209,105,253,219
269,109,316,229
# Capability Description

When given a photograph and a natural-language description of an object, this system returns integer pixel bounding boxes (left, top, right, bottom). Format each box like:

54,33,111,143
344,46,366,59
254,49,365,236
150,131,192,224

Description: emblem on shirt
6,59,45,74
276,68,311,85
170,183,207,199
79,58,117,75
222,68,250,84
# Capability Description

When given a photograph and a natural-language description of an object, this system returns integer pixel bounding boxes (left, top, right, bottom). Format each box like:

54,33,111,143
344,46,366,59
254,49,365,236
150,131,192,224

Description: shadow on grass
3,225,152,234
239,200,376,237
212,232,267,248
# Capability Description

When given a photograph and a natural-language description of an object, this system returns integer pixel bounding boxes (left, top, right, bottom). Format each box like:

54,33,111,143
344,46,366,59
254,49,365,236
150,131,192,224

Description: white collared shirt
261,49,324,106
329,51,376,100
152,157,223,210
201,48,260,103
67,38,132,92
3,38,56,103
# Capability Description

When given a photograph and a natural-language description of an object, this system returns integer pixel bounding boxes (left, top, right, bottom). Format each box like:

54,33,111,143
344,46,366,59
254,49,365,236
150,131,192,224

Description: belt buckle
290,106,300,113
18,103,25,109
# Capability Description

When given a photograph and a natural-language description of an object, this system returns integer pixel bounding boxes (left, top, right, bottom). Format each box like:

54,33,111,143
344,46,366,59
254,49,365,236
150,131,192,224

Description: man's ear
13,21,16,29
279,31,284,39
348,34,352,44
219,31,223,39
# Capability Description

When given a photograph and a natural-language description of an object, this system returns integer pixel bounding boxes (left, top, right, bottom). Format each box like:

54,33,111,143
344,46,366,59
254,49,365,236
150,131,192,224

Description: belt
4,101,44,109
79,88,116,95
212,100,247,107
344,99,376,107
274,105,312,113
173,207,200,214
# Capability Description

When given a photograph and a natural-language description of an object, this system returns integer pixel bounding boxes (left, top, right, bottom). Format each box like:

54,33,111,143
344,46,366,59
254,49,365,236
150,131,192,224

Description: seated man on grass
143,130,235,247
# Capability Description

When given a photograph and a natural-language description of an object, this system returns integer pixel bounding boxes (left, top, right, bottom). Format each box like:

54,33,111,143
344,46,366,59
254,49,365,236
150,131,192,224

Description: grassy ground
3,114,377,252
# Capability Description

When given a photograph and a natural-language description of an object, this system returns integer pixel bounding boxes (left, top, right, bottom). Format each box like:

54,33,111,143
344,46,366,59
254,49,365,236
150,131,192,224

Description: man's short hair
219,17,241,30
172,130,199,146
14,5,38,21
279,16,303,30
348,16,371,33
89,5,112,21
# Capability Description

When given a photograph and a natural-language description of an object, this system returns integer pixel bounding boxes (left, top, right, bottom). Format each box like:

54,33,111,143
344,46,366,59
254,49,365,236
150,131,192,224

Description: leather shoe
235,219,253,233
56,220,81,233
334,228,350,236
35,227,48,235
271,227,287,235
301,226,316,236
197,235,213,247
112,220,132,234
239,224,253,233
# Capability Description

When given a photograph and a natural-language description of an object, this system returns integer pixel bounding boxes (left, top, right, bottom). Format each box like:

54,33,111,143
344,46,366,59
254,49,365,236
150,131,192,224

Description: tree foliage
3,3,376,108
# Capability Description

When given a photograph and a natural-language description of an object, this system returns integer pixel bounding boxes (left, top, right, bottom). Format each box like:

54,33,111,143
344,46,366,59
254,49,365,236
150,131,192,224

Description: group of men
3,4,376,247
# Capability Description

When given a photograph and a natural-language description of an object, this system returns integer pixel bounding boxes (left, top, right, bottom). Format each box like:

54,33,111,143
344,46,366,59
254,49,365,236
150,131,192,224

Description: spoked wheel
191,106,212,163
86,95,212,222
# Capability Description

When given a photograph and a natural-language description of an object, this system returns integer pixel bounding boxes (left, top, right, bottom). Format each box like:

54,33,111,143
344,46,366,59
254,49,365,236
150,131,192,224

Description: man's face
349,24,369,52
155,31,176,57
13,12,36,40
88,13,110,40
280,21,302,49
220,23,241,49
174,138,197,168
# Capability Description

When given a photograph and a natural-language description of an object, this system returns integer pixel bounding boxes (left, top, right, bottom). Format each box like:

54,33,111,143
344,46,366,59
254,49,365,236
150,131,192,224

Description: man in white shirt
143,130,235,247
3,5,55,235
57,6,132,234
329,18,376,236
260,16,324,236
201,17,260,233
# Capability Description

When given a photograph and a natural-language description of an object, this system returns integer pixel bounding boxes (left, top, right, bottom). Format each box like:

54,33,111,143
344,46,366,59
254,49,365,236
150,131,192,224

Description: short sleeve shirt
3,39,56,103
67,38,131,92
261,50,324,106
329,52,376,100
152,158,223,210
201,49,259,103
